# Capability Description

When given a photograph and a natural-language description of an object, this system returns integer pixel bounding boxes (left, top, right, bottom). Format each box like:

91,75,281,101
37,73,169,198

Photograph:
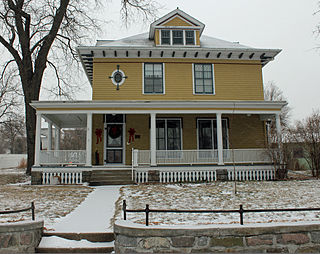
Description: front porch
30,100,285,185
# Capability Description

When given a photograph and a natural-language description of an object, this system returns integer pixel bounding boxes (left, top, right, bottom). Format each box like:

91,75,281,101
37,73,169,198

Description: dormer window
159,30,196,46
185,30,195,45
161,30,170,45
172,30,183,45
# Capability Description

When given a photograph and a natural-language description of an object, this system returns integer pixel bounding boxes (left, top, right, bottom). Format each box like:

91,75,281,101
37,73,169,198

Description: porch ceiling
44,113,87,128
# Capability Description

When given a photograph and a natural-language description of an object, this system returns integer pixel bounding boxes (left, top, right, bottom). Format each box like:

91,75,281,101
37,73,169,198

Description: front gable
160,15,195,27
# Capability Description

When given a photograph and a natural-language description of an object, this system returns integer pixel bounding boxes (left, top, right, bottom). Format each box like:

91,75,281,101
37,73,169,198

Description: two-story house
30,9,287,185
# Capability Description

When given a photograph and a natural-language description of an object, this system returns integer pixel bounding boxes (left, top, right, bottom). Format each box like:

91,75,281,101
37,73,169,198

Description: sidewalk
52,185,121,232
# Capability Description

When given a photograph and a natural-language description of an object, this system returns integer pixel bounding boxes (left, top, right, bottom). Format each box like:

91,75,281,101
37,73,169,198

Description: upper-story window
194,64,214,94
144,63,164,94
172,30,183,45
161,30,170,45
185,30,195,45
159,30,196,46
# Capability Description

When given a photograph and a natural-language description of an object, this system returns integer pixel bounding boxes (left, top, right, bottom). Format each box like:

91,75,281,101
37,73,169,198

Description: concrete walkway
52,186,122,233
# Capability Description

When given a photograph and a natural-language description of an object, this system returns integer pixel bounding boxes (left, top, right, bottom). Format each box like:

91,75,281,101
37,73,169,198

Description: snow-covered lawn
115,180,320,226
0,167,93,229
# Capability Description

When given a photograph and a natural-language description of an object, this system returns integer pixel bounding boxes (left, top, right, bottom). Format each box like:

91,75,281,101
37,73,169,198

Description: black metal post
31,202,35,221
123,200,127,220
145,204,150,226
239,204,244,225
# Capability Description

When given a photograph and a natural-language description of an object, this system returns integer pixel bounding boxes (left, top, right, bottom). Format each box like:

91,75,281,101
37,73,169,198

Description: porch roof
31,100,286,116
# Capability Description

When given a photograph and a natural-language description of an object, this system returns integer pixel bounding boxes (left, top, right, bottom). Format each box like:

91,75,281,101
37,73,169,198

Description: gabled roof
149,8,205,39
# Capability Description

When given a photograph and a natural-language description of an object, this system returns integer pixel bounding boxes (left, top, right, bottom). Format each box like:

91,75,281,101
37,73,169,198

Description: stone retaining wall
0,220,43,253
114,220,320,253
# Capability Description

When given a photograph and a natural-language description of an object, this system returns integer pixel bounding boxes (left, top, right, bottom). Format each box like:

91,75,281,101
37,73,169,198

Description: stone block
20,232,33,246
116,235,137,247
246,235,273,246
171,236,195,247
311,231,320,243
210,237,244,247
216,169,228,181
266,247,289,253
296,245,320,253
82,171,92,183
196,236,208,247
0,234,10,248
277,233,309,245
140,237,170,249
31,171,42,185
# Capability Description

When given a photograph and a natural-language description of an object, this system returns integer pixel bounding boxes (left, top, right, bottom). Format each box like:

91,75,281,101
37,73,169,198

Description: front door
105,123,124,164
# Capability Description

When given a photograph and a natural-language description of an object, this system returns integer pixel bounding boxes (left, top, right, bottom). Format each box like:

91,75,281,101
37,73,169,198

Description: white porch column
216,113,224,165
275,113,282,142
150,113,157,166
54,126,61,151
34,113,42,166
47,121,52,150
86,113,93,166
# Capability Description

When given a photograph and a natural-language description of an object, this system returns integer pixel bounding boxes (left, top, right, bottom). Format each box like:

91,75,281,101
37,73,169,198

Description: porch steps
89,169,134,186
36,232,114,253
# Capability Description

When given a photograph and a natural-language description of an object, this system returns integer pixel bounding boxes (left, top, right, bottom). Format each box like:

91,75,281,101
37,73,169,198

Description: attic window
161,30,170,45
172,30,183,45
185,31,195,45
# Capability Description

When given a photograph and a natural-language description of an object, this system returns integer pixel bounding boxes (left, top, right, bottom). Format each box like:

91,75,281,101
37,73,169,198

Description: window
172,30,183,45
156,119,181,150
161,30,170,45
144,63,164,94
185,30,195,45
194,64,214,94
197,119,229,150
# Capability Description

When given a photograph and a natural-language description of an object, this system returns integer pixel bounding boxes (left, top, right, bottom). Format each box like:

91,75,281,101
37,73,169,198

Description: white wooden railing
133,149,270,166
227,167,275,181
39,150,86,165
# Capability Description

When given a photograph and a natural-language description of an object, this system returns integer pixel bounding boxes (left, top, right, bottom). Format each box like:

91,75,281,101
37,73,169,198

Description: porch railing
39,150,86,165
133,149,270,166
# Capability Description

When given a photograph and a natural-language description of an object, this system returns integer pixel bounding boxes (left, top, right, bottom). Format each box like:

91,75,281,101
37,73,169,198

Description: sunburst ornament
109,65,128,90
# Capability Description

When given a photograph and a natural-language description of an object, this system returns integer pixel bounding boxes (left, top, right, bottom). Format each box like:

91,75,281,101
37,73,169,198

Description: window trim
142,63,165,95
156,118,183,151
192,63,215,95
158,29,197,46
196,118,229,150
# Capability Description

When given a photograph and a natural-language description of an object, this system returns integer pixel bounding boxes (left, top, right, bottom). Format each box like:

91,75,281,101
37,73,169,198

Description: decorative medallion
109,65,128,90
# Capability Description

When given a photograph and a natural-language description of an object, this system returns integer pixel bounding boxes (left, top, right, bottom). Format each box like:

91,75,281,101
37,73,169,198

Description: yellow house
30,9,286,185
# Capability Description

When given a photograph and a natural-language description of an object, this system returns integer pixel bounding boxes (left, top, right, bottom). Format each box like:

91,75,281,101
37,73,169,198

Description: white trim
34,113,42,166
86,113,92,166
192,63,215,95
216,113,224,165
159,14,196,27
142,62,165,95
110,68,126,87
156,118,183,151
150,113,157,166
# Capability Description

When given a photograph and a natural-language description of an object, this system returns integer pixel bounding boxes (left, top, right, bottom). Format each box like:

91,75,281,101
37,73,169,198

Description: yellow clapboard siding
91,114,104,165
92,59,264,101
162,16,193,26
155,30,160,45
195,30,200,45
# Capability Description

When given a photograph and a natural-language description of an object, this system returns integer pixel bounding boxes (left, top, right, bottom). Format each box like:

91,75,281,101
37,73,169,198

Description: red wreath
95,128,102,144
128,128,136,143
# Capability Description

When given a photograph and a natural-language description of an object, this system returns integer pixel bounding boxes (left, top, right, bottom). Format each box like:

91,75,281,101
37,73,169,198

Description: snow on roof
95,32,252,49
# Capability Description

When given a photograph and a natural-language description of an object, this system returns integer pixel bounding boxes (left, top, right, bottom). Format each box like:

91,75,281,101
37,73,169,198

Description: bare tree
290,111,320,177
1,113,26,154
0,65,22,123
60,129,86,150
0,0,159,174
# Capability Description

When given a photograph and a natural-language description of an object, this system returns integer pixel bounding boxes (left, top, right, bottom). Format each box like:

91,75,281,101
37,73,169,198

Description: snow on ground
0,154,27,169
115,180,320,226
38,236,114,248
52,186,121,232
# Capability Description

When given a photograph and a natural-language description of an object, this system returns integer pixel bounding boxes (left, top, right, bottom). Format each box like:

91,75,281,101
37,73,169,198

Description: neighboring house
30,9,287,185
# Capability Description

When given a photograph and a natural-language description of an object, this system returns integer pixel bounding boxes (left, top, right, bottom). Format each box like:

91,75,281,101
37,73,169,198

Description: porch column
150,113,157,166
216,113,224,165
34,113,42,166
275,113,282,142
54,125,61,151
86,113,92,166
47,121,52,150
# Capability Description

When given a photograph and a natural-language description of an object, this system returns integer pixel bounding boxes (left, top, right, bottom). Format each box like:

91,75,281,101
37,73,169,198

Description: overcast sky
77,0,320,123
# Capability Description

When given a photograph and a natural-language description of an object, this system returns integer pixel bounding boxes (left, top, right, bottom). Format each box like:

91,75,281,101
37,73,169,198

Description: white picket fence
42,171,83,185
134,166,275,184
